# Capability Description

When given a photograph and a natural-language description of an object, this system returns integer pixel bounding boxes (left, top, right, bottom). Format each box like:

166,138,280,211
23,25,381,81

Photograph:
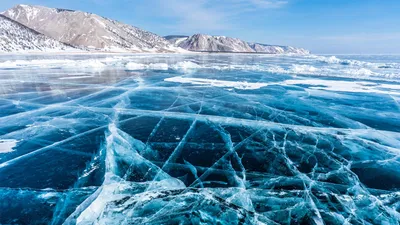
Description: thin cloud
156,0,289,33
246,0,288,9
157,0,231,32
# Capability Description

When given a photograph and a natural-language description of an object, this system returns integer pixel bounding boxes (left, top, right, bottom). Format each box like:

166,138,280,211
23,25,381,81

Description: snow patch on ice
38,192,58,200
0,139,18,153
166,76,400,94
0,59,106,69
172,61,201,69
171,61,201,73
81,60,106,68
289,64,319,73
284,79,400,95
165,76,272,90
318,56,341,64
126,61,201,71
148,63,169,70
59,75,94,80
125,62,146,70
126,62,169,70
344,68,375,76
313,55,400,69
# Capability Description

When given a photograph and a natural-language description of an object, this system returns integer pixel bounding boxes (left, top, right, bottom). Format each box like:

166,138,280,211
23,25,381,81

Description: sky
1,0,400,54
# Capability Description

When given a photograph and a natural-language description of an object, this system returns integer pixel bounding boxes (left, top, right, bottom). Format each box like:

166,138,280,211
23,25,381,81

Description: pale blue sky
1,0,400,54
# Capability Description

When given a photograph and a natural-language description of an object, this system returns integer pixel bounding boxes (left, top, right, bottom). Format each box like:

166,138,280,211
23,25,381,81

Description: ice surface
0,54,400,224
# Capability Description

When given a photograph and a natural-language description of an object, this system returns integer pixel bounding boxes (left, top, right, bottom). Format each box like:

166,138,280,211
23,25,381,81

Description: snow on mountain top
173,34,310,54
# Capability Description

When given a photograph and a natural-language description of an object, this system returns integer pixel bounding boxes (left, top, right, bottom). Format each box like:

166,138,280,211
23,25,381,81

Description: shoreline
1,52,397,56
0,51,312,56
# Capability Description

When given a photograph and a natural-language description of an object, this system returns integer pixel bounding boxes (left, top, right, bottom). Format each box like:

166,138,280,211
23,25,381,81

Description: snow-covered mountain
176,34,255,52
166,34,310,54
2,4,183,53
0,4,308,54
0,14,75,53
249,43,309,54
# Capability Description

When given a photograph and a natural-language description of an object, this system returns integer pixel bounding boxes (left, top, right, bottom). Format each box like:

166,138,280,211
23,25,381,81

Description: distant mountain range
164,34,310,54
0,4,309,54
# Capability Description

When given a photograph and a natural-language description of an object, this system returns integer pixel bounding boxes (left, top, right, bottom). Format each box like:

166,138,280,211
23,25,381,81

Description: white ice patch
289,64,319,73
284,79,400,95
312,55,400,69
59,75,94,80
166,76,400,94
126,62,169,70
81,60,106,68
171,61,201,70
38,192,58,200
0,139,18,153
262,64,383,79
165,76,272,90
170,61,202,74
343,68,375,76
0,59,106,69
268,64,376,77
149,63,169,70
168,61,386,79
126,61,200,71
125,62,146,70
318,56,342,64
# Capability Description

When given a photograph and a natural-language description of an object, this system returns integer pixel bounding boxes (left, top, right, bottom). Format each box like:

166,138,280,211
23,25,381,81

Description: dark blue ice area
0,54,399,224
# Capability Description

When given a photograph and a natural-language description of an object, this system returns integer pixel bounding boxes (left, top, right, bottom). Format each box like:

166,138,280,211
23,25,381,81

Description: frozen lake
0,54,400,224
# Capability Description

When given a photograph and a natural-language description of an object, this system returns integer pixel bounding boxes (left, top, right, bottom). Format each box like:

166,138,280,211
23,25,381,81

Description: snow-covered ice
0,139,18,153
165,76,273,90
0,53,400,224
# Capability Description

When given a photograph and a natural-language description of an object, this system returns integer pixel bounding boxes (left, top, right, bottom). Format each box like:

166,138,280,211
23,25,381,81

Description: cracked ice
0,54,400,224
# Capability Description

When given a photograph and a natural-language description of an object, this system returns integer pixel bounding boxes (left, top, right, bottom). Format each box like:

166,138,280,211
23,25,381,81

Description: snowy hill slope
249,43,309,54
0,14,75,53
2,4,184,53
1,4,308,54
177,34,254,52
